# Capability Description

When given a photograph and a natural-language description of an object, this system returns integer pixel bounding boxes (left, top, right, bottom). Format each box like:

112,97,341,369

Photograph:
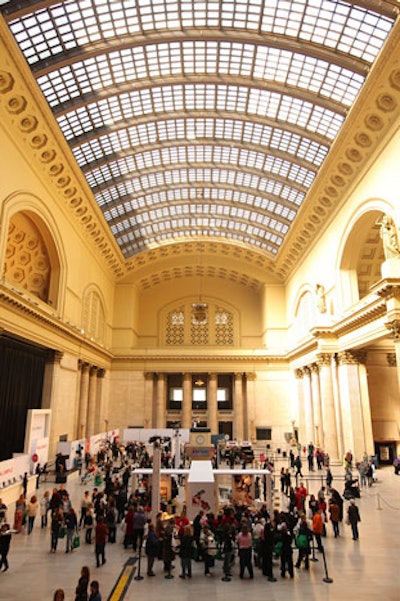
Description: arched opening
339,210,385,307
4,211,61,307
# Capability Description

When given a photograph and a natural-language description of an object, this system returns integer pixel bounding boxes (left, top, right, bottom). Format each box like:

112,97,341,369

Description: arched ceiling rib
1,0,398,274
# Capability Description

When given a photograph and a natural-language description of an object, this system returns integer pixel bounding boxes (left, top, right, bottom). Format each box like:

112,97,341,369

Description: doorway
219,421,233,440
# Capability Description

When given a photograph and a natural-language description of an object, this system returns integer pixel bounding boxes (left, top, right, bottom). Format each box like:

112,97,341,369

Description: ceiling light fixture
192,243,208,325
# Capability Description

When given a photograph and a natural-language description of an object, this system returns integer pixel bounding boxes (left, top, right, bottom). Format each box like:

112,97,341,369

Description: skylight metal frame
1,0,396,259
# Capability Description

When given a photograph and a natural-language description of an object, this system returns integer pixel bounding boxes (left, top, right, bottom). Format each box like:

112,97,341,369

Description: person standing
95,516,108,567
328,497,340,538
237,522,254,579
88,580,102,601
179,524,194,579
79,491,91,528
132,506,146,554
145,523,159,576
75,565,90,601
312,509,324,552
26,495,39,534
0,499,7,525
295,514,313,570
65,507,78,553
50,508,64,553
0,523,14,571
279,523,293,579
294,455,303,478
347,499,361,541
40,490,50,528
162,517,176,577
261,519,277,582
200,523,216,577
22,472,28,498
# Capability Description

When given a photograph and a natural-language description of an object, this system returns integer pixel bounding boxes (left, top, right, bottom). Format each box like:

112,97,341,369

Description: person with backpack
295,514,313,570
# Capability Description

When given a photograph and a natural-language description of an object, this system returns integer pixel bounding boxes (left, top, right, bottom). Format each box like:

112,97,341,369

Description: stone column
143,372,154,428
331,354,344,460
302,366,314,447
294,369,306,444
317,353,339,460
77,361,90,439
42,351,64,458
246,373,257,441
337,350,368,461
86,366,98,437
358,360,374,456
310,363,324,448
155,373,166,428
234,372,244,441
151,442,161,524
207,373,218,435
94,369,105,434
182,373,192,429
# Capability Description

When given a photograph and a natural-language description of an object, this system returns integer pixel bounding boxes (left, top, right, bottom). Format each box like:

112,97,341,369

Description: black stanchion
310,538,318,562
134,547,144,581
321,546,333,583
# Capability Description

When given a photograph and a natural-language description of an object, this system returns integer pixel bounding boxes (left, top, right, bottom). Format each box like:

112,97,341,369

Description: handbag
295,533,308,549
274,540,283,557
73,533,80,549
58,524,66,539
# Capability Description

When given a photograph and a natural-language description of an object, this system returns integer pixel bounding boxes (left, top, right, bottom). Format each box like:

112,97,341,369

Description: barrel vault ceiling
1,0,400,291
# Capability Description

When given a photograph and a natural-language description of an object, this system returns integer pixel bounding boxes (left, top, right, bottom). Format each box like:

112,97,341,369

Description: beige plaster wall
112,276,267,350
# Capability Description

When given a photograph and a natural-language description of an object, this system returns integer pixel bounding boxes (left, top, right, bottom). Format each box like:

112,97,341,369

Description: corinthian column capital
386,319,400,342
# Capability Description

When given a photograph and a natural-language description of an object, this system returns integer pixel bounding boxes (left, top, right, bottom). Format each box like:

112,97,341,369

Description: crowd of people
0,439,371,598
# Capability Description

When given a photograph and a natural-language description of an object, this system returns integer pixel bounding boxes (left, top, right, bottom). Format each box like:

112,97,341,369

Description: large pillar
358,360,374,456
77,361,90,439
42,351,64,458
207,373,218,435
310,363,324,448
94,368,105,434
246,372,257,441
337,350,369,461
331,354,344,460
302,366,314,447
317,353,339,460
294,369,306,444
155,373,166,428
181,373,192,429
86,366,98,437
143,372,154,428
234,372,244,441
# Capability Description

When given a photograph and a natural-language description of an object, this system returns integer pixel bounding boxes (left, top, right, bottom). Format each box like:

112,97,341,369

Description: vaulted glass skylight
1,0,395,258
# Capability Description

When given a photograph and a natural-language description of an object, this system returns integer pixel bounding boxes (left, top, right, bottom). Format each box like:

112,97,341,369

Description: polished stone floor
0,461,399,601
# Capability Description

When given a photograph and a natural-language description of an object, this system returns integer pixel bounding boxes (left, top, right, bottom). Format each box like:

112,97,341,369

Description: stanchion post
321,546,333,583
310,537,318,562
134,545,144,581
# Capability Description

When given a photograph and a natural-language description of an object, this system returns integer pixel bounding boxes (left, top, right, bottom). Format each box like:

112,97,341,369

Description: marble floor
0,462,399,601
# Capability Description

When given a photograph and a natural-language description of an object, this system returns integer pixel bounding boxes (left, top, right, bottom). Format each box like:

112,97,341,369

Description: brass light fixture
192,242,208,325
